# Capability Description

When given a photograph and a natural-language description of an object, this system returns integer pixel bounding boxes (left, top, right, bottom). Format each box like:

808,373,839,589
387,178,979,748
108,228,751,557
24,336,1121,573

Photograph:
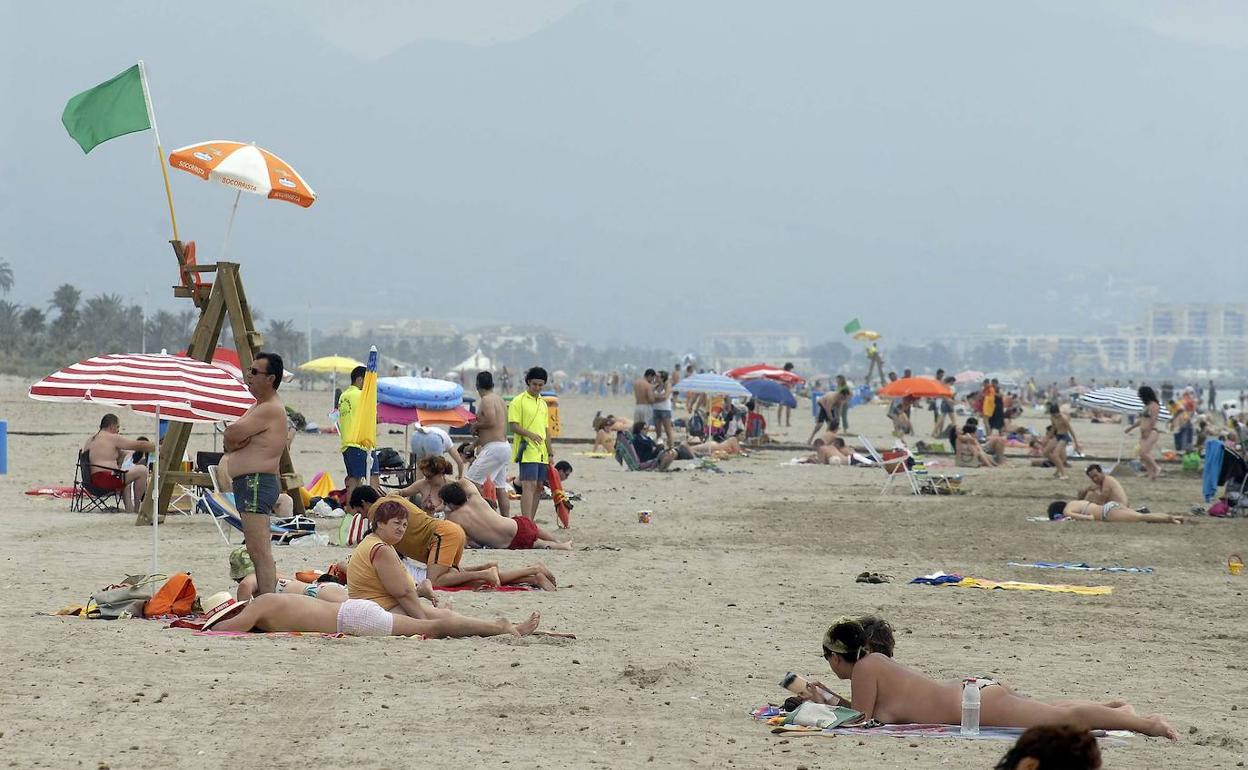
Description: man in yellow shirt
507,366,552,521
339,365,378,496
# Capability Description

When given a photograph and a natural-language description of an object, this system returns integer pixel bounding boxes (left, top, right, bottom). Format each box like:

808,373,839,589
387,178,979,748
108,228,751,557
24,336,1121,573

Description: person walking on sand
466,371,512,517
1126,385,1163,480
223,352,289,596
508,367,553,521
1046,403,1080,480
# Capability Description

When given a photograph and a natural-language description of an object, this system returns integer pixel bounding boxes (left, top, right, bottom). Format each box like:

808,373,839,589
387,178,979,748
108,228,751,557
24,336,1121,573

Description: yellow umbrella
299,355,365,374
852,330,881,342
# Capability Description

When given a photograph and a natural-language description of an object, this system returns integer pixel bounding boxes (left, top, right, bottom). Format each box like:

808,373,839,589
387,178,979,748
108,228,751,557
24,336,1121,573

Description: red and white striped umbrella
724,363,805,386
29,353,254,423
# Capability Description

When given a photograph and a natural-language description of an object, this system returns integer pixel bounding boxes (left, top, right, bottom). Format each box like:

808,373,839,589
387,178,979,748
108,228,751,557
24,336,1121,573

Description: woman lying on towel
1047,500,1184,524
807,618,1177,740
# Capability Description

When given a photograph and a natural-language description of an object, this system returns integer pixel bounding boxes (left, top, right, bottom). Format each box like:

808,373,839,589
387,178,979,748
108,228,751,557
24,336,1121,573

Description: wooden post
137,245,304,525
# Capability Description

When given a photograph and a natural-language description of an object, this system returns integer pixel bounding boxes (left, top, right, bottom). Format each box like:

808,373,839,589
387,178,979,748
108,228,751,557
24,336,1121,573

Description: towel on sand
436,584,534,592
911,571,1112,595
1007,561,1154,574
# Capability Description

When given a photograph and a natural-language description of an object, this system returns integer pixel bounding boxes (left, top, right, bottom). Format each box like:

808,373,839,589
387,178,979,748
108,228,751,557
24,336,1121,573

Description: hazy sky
2,1,1245,350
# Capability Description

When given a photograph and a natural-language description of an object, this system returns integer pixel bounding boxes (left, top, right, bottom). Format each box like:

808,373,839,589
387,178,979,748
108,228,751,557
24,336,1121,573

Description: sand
1,375,1245,769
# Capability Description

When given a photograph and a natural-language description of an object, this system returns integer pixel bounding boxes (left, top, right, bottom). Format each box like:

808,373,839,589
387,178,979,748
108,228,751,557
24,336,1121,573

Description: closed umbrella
342,346,378,450
29,353,255,571
877,377,953,400
742,378,797,408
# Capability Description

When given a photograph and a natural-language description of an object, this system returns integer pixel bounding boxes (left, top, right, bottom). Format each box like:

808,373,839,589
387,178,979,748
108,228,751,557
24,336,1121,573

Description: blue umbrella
742,378,796,408
672,372,752,397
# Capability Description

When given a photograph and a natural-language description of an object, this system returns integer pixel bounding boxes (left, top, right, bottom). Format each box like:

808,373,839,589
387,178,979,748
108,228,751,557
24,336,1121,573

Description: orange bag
143,572,197,617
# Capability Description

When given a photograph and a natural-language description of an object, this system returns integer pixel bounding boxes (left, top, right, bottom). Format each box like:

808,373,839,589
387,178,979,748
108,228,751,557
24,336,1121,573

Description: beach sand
1,376,1244,769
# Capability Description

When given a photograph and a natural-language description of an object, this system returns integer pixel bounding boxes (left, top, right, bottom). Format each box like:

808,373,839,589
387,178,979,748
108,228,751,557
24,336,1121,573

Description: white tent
452,349,493,372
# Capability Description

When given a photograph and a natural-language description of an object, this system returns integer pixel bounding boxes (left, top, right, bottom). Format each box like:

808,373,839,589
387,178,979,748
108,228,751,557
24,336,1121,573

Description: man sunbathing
440,480,573,552
683,430,747,458
1047,499,1182,524
1076,464,1128,507
203,591,540,639
801,437,869,465
813,617,1177,739
349,486,558,589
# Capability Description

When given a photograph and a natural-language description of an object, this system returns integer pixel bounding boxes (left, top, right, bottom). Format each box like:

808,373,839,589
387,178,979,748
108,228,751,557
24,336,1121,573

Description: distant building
1146,303,1247,338
339,318,457,340
703,331,808,370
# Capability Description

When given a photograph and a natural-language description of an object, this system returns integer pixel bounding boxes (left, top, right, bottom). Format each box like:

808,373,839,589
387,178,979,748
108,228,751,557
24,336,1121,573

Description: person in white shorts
467,371,513,516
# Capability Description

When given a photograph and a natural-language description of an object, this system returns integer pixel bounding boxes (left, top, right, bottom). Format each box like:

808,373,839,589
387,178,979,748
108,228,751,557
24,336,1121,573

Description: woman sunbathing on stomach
809,618,1177,740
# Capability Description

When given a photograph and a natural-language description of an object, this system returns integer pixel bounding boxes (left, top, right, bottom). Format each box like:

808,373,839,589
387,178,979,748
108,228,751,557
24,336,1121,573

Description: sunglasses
249,367,269,376
822,645,836,658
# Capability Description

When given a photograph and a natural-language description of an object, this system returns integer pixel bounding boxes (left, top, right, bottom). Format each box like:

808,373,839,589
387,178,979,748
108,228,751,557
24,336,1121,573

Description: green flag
62,65,151,154
843,318,862,335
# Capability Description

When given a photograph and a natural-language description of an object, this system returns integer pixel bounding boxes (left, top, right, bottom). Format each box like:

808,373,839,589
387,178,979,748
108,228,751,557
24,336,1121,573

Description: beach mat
773,723,1128,744
910,572,1112,596
1007,561,1154,574
26,486,76,498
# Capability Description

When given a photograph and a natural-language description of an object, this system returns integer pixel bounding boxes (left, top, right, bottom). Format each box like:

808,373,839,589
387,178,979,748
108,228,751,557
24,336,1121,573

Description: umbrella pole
220,189,242,260
152,406,160,574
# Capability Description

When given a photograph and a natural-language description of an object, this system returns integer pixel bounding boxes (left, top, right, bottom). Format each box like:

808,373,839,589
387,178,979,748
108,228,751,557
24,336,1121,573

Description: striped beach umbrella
168,140,316,207
1077,387,1172,422
672,372,752,397
29,353,256,572
29,353,254,423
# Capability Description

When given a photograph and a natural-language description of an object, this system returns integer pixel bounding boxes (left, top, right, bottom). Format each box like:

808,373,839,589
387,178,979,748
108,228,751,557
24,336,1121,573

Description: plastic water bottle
960,679,981,736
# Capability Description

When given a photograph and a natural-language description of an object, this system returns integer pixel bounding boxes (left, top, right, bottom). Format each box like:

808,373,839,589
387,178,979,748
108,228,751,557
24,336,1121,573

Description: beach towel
910,572,1112,595
26,485,77,498
572,451,614,458
1203,439,1224,502
193,630,348,639
1007,561,1154,574
435,584,535,593
1026,516,1074,523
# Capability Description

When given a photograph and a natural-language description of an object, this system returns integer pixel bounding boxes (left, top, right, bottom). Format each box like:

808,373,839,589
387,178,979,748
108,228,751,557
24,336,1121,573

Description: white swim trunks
335,599,395,636
465,440,510,488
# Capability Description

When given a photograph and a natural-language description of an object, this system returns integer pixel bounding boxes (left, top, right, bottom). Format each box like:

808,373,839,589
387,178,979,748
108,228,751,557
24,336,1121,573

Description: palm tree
0,260,13,294
49,283,82,338
20,306,45,335
0,300,20,344
264,319,305,364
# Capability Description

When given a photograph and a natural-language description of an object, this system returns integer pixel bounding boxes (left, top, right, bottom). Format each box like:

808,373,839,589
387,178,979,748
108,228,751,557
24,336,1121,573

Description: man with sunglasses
223,352,288,596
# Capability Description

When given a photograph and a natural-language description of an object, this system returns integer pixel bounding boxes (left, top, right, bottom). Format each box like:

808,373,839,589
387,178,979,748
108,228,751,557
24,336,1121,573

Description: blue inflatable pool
377,377,464,410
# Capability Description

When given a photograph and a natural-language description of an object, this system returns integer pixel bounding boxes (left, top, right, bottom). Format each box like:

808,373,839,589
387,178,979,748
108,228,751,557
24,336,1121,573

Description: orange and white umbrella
168,140,316,207
168,139,316,258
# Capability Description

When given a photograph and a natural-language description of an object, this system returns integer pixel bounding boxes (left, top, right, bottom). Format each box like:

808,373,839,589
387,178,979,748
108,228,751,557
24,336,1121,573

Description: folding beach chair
859,436,919,496
71,451,126,512
614,431,659,471
196,467,312,544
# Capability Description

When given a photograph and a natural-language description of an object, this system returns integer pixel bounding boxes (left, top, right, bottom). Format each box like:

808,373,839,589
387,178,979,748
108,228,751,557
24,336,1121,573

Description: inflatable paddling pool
377,377,464,410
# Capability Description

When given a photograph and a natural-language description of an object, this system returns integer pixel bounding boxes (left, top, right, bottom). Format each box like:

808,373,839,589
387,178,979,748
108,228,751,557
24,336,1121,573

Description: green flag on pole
842,318,862,335
62,65,151,154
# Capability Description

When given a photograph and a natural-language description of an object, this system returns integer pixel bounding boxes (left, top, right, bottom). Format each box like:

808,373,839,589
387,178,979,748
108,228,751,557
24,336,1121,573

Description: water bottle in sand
960,679,981,736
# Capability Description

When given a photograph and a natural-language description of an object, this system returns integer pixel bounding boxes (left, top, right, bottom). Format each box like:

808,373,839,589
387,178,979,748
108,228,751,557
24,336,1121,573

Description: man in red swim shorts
83,414,155,512
439,480,573,551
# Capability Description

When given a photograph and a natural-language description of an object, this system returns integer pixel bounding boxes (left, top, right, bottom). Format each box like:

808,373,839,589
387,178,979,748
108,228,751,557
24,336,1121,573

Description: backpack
144,572,197,617
376,447,404,469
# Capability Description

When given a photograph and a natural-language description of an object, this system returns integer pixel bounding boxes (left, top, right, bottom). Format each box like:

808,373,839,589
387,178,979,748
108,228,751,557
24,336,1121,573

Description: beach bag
144,572,197,617
1182,451,1201,472
89,574,164,619
376,447,404,469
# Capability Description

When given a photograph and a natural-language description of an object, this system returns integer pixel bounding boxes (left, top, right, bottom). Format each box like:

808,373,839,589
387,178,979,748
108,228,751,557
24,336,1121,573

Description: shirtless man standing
223,352,289,596
465,371,511,517
633,369,657,430
440,480,573,551
808,380,848,444
1077,464,1128,507
83,414,154,512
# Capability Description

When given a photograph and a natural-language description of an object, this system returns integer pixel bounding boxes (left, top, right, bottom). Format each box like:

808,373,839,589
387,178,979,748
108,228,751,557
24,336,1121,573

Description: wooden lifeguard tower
136,240,303,524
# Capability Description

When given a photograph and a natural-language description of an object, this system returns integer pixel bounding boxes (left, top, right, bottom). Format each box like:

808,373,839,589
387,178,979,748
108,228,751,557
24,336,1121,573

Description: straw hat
200,591,250,630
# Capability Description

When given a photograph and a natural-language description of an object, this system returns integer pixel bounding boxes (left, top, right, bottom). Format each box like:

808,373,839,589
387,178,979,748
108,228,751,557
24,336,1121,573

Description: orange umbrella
168,139,315,259
877,377,952,399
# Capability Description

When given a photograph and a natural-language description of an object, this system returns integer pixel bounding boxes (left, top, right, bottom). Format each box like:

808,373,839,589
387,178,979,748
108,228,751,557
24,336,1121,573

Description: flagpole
137,60,179,241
